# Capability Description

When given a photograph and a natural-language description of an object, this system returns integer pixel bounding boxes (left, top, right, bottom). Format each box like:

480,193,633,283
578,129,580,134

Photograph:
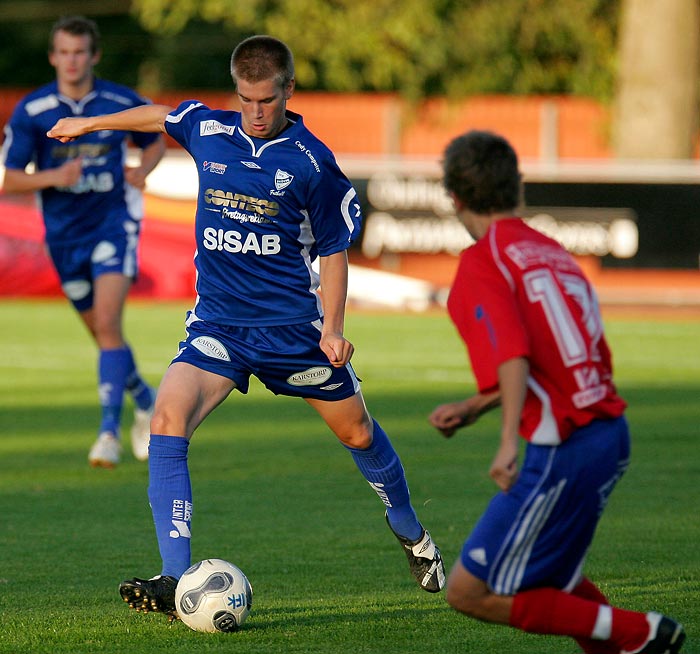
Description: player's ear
284,79,295,100
91,48,102,66
450,191,464,212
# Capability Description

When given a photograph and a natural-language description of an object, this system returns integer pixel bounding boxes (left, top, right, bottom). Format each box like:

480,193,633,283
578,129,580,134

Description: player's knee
445,579,487,619
446,583,473,615
333,416,373,449
150,406,185,437
92,317,124,347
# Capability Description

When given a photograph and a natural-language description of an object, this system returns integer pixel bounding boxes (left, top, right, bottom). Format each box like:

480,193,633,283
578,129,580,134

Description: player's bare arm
124,137,166,189
490,357,528,491
318,250,354,367
47,104,174,142
429,390,501,438
2,156,83,193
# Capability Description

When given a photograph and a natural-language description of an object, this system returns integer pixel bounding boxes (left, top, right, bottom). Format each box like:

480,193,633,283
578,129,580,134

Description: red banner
0,194,196,300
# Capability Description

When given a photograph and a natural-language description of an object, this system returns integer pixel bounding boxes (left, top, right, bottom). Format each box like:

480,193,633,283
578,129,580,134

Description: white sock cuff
592,604,613,640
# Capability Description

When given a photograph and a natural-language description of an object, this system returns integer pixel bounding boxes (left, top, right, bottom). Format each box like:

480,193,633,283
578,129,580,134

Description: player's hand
320,332,354,368
53,157,83,187
429,396,484,438
489,440,519,492
124,165,147,189
47,117,92,142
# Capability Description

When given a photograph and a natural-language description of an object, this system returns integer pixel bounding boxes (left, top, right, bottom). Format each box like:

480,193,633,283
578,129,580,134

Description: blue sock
98,348,130,435
345,419,422,541
122,344,153,410
148,435,192,579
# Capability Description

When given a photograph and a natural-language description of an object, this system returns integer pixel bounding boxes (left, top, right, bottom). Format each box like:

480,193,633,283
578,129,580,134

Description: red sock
510,587,600,638
510,586,650,652
571,579,618,654
571,578,652,651
610,609,652,652
573,577,609,604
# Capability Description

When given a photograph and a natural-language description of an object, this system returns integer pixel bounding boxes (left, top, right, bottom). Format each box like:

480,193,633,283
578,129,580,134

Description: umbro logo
417,539,432,556
320,382,343,391
241,161,261,169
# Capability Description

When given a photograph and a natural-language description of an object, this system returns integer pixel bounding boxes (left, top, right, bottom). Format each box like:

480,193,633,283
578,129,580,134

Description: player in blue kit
1,16,165,467
48,35,445,616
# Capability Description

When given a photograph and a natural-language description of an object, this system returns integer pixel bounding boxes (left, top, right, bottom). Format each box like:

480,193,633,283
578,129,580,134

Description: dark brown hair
442,130,522,215
49,15,101,55
230,35,294,88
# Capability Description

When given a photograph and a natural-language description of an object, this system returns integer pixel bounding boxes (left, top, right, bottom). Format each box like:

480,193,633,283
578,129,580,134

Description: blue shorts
461,416,630,594
171,315,361,401
47,220,140,312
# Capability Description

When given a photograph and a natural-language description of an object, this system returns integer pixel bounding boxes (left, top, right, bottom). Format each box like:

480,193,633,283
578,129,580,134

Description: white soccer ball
175,559,252,633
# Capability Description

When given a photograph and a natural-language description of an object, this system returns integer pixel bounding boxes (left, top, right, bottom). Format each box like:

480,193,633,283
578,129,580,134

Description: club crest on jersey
271,169,294,196
203,161,227,175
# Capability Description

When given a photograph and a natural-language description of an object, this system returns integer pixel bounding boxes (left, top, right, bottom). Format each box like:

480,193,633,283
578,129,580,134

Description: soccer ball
175,559,253,633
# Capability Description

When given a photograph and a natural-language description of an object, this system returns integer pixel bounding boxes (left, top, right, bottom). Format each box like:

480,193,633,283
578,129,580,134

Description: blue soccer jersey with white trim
2,78,160,245
165,101,363,327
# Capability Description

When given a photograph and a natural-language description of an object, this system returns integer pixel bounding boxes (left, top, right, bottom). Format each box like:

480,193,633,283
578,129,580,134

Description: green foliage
129,0,619,99
0,13,158,90
0,300,698,653
442,0,619,100
0,0,619,99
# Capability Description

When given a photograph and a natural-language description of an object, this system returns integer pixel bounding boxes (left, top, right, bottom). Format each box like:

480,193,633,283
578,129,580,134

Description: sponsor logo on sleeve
203,161,227,175
200,120,235,136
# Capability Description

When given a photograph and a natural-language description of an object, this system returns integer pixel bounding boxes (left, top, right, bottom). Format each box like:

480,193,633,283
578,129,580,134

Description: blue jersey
2,78,160,245
164,101,363,327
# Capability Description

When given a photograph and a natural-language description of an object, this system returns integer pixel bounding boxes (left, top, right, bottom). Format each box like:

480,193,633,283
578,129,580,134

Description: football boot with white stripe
623,612,685,654
386,513,446,593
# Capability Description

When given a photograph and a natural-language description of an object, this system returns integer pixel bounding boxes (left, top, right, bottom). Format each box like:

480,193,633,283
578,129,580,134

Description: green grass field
1,299,698,654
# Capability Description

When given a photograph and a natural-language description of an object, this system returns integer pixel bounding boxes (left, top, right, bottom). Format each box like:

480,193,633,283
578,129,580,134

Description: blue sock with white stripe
148,435,192,579
98,348,129,436
345,419,422,541
122,344,154,411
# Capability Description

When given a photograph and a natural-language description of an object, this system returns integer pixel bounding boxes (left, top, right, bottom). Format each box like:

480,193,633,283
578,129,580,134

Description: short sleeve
164,100,206,150
306,154,362,256
449,249,529,393
2,104,36,170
